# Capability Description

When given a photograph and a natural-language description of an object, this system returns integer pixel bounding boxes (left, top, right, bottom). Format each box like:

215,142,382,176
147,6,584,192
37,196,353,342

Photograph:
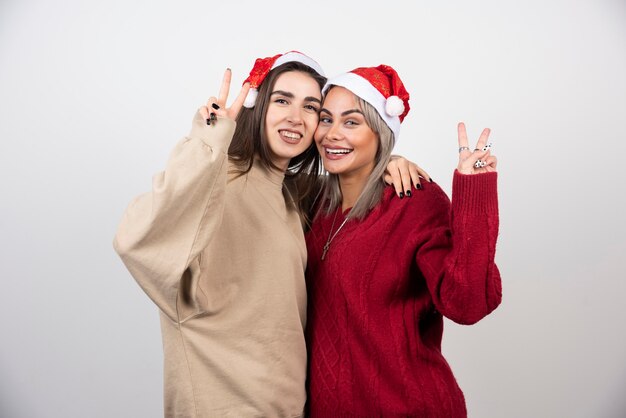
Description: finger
473,127,491,153
206,96,218,108
457,122,469,149
473,160,487,170
483,154,496,164
217,69,232,107
204,97,220,124
409,165,422,190
459,149,490,173
469,149,490,165
414,164,431,183
388,158,411,192
199,106,210,120
397,162,413,195
229,82,251,118
484,155,497,170
383,173,393,185
387,164,404,198
457,122,472,161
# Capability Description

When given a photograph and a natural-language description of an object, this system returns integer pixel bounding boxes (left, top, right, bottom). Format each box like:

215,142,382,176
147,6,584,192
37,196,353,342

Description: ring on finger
458,146,471,153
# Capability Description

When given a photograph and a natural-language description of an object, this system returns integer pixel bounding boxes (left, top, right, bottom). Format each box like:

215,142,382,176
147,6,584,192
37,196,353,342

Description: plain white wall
1,0,625,417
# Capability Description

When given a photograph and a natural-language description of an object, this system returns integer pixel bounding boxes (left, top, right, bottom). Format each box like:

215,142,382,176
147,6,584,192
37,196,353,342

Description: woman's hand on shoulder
199,69,251,125
384,156,432,198
456,122,497,174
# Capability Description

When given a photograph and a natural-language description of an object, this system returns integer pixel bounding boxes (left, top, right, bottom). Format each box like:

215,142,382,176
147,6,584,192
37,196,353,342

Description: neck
267,153,290,172
274,160,289,172
338,171,370,212
256,153,288,173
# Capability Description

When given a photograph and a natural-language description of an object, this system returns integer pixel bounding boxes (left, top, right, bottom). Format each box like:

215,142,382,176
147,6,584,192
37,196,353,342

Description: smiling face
315,86,379,182
263,71,322,170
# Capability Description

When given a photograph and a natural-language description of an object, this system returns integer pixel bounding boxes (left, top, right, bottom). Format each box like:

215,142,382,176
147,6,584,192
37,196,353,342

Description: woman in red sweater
305,65,501,417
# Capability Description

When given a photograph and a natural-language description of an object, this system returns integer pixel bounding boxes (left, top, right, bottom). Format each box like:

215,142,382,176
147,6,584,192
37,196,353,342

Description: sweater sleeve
113,111,236,322
415,170,501,325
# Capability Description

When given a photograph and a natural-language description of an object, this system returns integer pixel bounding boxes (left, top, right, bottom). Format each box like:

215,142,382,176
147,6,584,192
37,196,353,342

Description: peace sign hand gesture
199,69,251,125
457,122,498,174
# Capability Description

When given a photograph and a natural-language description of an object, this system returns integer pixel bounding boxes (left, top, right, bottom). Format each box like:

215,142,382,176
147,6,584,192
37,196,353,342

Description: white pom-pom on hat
385,95,405,117
322,65,410,142
243,88,258,108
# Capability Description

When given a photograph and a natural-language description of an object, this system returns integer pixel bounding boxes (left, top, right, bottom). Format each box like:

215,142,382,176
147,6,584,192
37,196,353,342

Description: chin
322,163,346,175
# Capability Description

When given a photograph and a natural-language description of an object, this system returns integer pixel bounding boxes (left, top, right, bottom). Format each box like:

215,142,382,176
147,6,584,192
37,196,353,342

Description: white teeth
326,148,352,155
280,130,301,139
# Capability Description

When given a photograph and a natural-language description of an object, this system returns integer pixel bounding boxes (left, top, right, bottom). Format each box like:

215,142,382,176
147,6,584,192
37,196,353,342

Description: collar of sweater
248,156,285,189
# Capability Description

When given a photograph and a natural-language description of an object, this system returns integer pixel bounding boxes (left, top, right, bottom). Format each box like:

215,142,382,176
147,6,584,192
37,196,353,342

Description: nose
324,121,343,141
286,106,303,125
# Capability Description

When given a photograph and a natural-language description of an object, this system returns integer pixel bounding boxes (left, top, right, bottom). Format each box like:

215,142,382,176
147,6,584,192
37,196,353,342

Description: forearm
113,113,236,321
419,171,501,324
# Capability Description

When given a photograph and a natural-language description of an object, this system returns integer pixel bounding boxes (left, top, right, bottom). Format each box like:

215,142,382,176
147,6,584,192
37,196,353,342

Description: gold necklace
321,210,349,261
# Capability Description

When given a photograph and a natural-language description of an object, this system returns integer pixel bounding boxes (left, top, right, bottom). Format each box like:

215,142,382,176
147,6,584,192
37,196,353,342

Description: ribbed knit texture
305,171,501,417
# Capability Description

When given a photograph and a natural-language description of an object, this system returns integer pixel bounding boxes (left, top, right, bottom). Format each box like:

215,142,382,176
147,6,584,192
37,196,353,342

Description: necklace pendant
321,242,330,261
321,212,349,261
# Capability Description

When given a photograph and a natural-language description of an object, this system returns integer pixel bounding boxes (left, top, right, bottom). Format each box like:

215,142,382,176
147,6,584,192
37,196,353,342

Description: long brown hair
228,61,326,227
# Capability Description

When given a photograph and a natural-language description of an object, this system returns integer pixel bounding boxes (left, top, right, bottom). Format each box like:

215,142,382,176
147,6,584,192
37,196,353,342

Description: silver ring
458,146,471,153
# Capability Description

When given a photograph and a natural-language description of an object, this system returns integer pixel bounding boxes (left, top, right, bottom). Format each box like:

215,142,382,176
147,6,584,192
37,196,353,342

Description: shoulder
380,182,450,219
364,183,450,236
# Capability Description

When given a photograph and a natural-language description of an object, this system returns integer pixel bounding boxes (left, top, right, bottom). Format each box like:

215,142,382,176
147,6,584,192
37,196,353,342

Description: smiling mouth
279,130,302,143
324,147,353,155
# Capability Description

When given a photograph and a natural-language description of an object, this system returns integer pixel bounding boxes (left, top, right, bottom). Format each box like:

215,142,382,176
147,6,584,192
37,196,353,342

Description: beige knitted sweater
114,112,307,417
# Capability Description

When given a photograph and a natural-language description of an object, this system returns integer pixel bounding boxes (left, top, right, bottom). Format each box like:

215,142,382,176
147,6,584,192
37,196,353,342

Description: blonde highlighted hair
317,87,396,220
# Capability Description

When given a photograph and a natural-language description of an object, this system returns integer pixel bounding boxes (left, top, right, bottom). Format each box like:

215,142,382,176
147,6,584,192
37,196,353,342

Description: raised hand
457,122,497,174
199,69,251,125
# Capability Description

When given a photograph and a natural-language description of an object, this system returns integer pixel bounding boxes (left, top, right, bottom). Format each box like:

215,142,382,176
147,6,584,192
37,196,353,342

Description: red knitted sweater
305,171,501,417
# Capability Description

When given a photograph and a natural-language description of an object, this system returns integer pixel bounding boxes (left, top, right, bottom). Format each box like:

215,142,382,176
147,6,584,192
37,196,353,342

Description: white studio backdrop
1,0,625,417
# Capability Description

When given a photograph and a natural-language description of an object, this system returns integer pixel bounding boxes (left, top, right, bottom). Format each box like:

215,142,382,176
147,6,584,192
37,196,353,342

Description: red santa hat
243,51,325,108
322,65,410,141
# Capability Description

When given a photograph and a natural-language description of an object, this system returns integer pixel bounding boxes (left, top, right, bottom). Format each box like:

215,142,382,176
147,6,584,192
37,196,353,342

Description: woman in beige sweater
114,52,425,417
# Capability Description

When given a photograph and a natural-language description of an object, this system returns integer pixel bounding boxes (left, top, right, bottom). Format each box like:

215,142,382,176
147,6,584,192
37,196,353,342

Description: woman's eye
275,98,288,104
345,120,358,126
304,104,319,112
320,117,332,124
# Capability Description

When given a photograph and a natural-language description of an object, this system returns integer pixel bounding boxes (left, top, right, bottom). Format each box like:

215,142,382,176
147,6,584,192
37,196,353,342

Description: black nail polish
399,192,404,199
206,118,211,125
428,178,433,183
212,103,220,110
416,184,422,190
210,112,217,121
406,190,412,197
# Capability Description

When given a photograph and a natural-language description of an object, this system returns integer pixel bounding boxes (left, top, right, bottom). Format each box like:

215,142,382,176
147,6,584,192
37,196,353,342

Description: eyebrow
319,108,364,117
271,90,322,104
